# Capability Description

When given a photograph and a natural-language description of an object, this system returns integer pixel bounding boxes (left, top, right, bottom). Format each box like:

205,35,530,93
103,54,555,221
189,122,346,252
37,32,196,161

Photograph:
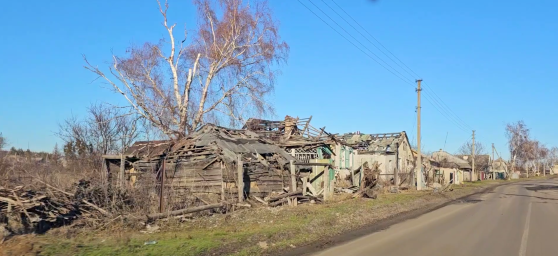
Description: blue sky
1,0,557,158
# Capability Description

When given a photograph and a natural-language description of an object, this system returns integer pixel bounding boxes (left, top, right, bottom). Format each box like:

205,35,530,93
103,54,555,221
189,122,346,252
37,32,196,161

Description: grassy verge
1,177,551,256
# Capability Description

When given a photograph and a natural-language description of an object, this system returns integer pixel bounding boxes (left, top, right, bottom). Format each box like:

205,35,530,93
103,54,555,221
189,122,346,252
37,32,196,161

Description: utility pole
472,130,476,181
492,143,495,180
416,79,423,190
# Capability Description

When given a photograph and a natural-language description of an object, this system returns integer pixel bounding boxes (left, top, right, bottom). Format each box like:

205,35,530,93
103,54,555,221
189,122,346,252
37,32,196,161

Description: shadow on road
496,193,558,201
524,185,558,192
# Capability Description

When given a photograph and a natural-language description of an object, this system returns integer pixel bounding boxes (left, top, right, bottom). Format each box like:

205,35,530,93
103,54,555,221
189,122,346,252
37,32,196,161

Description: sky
1,0,557,158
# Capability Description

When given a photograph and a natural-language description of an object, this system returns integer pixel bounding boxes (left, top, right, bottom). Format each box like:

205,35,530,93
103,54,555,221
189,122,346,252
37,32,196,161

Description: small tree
456,140,488,180
538,144,549,176
456,140,486,156
0,133,6,150
58,103,140,179
506,121,530,174
84,0,289,139
52,143,62,164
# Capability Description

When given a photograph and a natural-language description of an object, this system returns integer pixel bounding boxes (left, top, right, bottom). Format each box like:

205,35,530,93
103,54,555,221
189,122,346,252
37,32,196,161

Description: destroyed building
243,116,339,198
103,124,296,209
339,131,415,187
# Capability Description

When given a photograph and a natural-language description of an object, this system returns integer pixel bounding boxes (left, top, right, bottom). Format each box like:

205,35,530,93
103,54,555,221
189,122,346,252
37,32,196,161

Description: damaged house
340,132,415,188
243,116,338,198
491,158,508,179
103,124,296,210
412,149,439,187
455,154,491,181
432,150,471,185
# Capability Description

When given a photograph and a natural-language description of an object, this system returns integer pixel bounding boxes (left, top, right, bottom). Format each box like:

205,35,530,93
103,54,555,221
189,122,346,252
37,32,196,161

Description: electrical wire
298,0,472,133
327,0,473,131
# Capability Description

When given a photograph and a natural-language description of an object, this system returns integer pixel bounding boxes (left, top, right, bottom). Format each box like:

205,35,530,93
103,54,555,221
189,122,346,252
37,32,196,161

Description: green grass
33,193,455,256
12,176,552,256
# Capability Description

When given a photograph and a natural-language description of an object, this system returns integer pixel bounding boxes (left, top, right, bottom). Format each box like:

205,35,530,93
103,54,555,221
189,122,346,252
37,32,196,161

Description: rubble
0,184,110,236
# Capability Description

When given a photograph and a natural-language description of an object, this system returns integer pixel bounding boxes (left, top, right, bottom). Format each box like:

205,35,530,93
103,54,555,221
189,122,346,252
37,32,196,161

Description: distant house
412,149,439,187
455,154,491,180
432,150,472,185
491,158,508,179
339,131,414,187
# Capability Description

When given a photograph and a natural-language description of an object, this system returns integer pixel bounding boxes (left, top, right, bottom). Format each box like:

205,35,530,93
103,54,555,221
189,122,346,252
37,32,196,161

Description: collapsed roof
339,132,409,153
243,115,336,149
432,150,471,169
107,124,295,168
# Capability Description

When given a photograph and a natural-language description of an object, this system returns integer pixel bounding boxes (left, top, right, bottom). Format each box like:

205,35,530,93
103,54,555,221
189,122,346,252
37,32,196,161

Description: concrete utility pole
416,79,423,190
395,142,399,191
472,130,476,181
492,143,495,180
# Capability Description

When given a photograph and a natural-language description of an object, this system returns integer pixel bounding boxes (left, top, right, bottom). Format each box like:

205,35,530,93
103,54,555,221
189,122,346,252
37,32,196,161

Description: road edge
276,180,533,256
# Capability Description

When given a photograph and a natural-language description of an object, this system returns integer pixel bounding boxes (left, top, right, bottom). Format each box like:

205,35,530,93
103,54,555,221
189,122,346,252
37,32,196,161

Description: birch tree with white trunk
84,0,289,139
506,120,530,176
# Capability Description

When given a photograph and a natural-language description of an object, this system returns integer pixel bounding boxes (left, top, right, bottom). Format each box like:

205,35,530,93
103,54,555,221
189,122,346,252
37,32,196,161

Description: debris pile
352,161,381,199
0,184,111,237
0,186,78,235
263,189,323,207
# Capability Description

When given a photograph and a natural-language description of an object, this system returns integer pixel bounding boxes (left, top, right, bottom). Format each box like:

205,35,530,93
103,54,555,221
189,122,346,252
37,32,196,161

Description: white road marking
519,202,532,256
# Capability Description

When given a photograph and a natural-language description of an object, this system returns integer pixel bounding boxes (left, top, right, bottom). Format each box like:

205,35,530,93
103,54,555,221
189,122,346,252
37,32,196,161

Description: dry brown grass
0,179,517,256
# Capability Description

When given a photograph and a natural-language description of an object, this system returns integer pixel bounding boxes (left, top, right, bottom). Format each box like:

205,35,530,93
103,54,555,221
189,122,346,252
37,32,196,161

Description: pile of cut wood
0,185,109,236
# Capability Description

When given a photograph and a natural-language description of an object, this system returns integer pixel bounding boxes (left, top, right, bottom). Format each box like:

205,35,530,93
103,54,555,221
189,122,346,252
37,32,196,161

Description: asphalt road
313,178,558,256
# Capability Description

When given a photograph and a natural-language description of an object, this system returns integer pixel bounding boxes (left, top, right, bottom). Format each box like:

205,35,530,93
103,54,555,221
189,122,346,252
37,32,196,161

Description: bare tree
0,133,6,150
456,140,486,156
548,147,558,173
52,143,62,165
538,144,549,175
522,139,536,176
506,121,530,174
84,0,289,139
58,104,140,160
456,140,489,178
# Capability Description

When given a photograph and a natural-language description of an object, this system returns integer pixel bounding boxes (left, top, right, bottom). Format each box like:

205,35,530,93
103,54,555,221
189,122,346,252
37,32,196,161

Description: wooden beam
307,182,318,196
302,177,308,196
254,152,270,167
302,115,312,137
237,154,244,202
220,162,225,201
290,159,297,206
267,189,303,201
202,158,219,170
147,202,229,221
295,162,331,166
290,160,297,192
119,154,125,188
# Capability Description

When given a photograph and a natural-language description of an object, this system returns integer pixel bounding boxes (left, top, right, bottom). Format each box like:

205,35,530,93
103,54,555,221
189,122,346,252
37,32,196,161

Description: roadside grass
2,176,553,256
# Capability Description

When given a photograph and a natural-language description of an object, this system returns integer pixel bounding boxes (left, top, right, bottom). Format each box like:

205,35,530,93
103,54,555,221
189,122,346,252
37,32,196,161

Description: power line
330,0,420,78
422,84,473,130
305,0,415,83
422,91,470,132
327,0,473,131
298,0,471,133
